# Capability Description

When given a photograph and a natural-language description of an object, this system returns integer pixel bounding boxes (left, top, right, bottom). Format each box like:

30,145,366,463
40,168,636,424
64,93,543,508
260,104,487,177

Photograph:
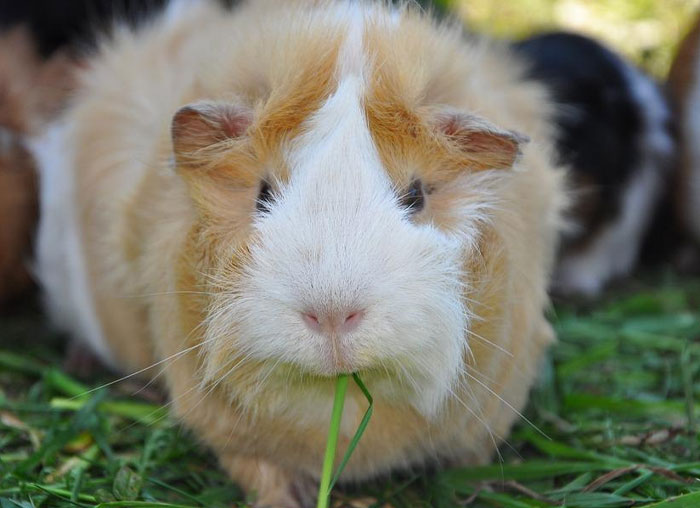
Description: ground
1,271,699,508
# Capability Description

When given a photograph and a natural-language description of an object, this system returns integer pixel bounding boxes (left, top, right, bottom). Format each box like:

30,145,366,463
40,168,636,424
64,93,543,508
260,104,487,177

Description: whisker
134,350,257,432
114,290,220,299
462,370,550,440
70,336,217,400
464,327,513,357
446,385,505,465
130,319,216,396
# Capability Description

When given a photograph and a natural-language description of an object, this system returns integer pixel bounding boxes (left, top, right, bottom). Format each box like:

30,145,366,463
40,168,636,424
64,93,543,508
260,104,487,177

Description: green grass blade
95,503,198,508
638,491,700,507
50,398,168,425
316,373,374,508
329,372,374,489
316,374,349,508
439,461,610,484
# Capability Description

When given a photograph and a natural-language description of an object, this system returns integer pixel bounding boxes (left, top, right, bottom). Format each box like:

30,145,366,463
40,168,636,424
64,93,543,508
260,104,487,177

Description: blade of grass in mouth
316,373,374,508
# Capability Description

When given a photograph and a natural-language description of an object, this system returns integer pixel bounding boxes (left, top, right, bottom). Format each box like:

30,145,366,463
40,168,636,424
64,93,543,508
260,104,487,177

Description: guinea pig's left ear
432,110,529,170
171,101,253,162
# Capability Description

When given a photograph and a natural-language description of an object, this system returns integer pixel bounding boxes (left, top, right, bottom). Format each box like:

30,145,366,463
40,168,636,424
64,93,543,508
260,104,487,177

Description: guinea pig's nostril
341,310,364,334
301,309,364,335
301,312,322,333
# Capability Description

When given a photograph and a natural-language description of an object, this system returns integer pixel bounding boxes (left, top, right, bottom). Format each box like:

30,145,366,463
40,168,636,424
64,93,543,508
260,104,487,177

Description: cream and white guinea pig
670,15,700,248
515,32,675,296
32,0,564,506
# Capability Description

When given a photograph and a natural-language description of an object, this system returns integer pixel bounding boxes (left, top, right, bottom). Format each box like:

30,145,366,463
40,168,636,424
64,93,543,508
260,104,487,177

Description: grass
1,271,699,507
441,0,699,78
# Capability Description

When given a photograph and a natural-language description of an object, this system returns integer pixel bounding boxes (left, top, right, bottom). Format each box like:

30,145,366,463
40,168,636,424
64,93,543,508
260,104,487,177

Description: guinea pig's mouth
261,352,418,390
261,361,390,395
309,344,368,378
283,355,373,379
255,357,446,417
203,343,452,417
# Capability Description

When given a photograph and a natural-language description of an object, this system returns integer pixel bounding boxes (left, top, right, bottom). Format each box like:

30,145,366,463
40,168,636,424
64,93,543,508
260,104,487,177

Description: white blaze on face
212,9,468,417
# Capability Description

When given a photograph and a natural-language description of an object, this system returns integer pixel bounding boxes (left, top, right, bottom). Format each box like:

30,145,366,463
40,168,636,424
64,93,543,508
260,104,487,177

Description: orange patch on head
172,30,346,221
250,32,343,154
364,66,527,193
362,20,526,198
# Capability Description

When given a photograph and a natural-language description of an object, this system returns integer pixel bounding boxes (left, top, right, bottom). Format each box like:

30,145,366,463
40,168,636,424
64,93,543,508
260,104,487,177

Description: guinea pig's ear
432,110,529,170
171,101,253,162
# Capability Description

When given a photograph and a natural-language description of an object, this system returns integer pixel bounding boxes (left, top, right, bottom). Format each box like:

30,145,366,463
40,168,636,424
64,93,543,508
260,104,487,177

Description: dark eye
400,179,424,213
256,181,273,213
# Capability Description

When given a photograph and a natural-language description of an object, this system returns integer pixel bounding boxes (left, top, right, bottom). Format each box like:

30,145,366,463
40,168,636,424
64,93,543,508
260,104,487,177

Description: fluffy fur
516,33,675,295
33,1,565,505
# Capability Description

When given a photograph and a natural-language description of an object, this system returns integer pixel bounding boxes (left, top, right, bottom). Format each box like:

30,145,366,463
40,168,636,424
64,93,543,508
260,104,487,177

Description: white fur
554,160,660,295
203,21,468,418
554,64,673,295
161,0,203,25
30,123,115,366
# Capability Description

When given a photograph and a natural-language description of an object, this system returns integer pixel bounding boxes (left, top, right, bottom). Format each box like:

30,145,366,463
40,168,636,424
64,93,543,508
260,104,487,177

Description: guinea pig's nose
301,309,364,336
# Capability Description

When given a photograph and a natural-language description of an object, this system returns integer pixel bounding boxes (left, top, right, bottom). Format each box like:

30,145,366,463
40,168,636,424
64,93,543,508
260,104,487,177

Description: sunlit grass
1,272,698,507
440,0,700,77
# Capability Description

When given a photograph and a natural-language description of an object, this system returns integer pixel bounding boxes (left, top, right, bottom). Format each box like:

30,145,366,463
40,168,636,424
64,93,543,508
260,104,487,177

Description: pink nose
301,309,364,336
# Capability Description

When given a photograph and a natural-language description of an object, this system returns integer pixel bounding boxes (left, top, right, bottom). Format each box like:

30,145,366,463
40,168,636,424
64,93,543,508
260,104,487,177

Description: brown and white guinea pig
669,15,700,247
0,27,74,303
31,0,564,505
514,32,675,296
0,127,36,303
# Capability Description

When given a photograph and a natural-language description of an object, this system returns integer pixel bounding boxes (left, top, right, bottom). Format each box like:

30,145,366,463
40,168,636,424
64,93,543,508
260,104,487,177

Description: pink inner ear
460,130,519,155
439,115,465,138
172,102,253,155
435,111,528,169
220,106,253,138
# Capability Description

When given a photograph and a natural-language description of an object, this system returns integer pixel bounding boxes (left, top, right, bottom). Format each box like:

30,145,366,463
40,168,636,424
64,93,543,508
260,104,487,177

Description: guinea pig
514,32,675,296
669,15,700,247
0,27,75,303
31,1,564,505
0,127,36,303
0,0,168,56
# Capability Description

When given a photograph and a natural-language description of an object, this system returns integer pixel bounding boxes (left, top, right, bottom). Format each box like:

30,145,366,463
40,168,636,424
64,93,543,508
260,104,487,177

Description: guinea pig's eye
256,181,274,213
400,179,425,214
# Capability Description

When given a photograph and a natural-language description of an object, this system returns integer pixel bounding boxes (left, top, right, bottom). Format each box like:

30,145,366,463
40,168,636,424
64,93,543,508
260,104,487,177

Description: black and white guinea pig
514,31,675,295
0,0,170,56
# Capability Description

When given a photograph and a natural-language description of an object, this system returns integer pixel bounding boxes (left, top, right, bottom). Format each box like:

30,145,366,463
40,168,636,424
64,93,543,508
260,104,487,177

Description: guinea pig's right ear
171,101,253,166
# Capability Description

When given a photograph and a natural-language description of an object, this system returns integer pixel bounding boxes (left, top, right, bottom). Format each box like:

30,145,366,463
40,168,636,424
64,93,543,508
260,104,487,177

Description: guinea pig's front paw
282,474,318,508
250,472,317,508
253,474,317,508
222,455,317,508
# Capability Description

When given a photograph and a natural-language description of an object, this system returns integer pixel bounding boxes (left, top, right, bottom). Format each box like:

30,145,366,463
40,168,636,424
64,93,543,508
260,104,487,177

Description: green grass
1,272,699,507
441,0,699,79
